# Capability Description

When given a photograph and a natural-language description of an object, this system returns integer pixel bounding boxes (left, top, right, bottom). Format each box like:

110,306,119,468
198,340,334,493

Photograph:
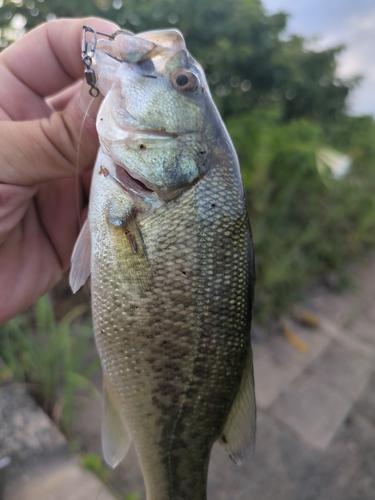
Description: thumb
0,81,103,186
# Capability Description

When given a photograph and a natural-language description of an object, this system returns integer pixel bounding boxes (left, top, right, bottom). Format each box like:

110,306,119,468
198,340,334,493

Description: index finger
0,17,118,99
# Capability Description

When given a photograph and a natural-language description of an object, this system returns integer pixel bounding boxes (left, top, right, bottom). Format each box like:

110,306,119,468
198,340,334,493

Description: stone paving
6,459,117,500
0,385,116,500
206,254,375,499
1,255,375,499
265,258,375,451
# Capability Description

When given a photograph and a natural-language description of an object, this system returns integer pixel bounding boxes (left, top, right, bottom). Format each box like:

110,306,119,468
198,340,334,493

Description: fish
70,27,256,500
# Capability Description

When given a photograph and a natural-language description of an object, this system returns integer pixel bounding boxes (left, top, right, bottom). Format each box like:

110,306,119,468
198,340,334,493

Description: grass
80,453,109,483
0,294,99,435
80,453,140,500
124,494,140,500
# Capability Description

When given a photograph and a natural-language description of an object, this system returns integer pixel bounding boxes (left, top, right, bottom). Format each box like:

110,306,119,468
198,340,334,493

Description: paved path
207,254,375,499
1,255,375,499
6,459,116,500
0,385,116,500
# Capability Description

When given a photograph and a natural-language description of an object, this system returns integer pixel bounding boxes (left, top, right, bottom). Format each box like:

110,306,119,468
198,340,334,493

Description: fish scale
90,151,252,499
71,27,255,500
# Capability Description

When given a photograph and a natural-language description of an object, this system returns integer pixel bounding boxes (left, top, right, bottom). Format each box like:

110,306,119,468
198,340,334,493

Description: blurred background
0,0,375,499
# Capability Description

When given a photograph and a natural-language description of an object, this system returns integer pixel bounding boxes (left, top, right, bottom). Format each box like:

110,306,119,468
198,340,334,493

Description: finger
0,81,102,185
0,203,63,325
48,79,104,122
47,80,83,112
0,184,37,245
0,17,118,121
81,169,93,200
36,176,86,272
1,17,118,97
0,62,52,121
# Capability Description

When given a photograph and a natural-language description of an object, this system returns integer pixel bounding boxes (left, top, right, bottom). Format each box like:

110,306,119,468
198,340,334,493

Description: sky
262,0,375,116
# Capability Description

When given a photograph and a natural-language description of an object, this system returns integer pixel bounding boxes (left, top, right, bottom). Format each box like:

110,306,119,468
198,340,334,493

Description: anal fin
102,377,132,468
217,353,256,465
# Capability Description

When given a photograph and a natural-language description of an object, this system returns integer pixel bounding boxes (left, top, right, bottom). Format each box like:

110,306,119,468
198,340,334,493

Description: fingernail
78,81,103,122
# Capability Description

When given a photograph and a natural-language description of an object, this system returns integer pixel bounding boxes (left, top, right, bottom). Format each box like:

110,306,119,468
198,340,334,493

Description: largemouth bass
70,27,256,500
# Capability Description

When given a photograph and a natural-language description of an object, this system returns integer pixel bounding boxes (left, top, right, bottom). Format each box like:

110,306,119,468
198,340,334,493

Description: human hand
0,17,118,324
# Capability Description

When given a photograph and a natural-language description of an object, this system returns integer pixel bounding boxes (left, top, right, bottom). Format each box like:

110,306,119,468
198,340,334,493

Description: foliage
228,107,375,317
124,493,140,500
80,453,109,482
0,295,99,433
0,0,354,122
80,452,140,499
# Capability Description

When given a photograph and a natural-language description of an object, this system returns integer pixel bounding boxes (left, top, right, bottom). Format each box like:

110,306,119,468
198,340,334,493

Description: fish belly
90,158,253,500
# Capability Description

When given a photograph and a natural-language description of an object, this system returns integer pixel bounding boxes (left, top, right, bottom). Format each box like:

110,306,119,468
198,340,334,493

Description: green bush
228,107,375,318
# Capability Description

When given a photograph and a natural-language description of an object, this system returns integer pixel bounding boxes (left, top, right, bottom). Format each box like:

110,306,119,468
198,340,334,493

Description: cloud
262,0,375,115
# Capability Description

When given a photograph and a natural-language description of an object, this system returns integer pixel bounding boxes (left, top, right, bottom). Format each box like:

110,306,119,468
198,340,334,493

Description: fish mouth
114,163,155,200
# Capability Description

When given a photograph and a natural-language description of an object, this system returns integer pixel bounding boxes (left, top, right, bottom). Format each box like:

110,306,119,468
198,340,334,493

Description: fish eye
172,70,198,91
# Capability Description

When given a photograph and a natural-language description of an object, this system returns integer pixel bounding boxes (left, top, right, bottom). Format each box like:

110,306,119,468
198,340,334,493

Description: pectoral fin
102,377,132,468
69,219,91,294
217,354,256,465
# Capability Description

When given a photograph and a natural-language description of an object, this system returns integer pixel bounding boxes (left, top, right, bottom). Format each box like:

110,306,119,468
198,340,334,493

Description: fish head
93,30,222,202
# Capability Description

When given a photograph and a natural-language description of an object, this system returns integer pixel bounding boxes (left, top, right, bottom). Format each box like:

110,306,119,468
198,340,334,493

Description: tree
0,0,356,122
